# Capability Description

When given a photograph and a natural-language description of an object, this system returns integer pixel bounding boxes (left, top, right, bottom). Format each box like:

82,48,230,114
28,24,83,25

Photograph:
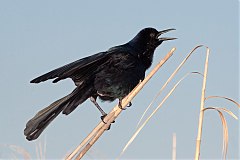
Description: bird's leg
90,96,115,127
118,99,126,110
90,96,107,122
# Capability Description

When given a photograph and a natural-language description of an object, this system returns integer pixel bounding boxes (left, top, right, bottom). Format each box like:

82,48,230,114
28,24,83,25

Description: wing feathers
30,52,108,84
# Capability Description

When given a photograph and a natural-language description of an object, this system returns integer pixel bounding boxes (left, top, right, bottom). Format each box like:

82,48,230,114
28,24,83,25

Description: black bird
24,27,176,141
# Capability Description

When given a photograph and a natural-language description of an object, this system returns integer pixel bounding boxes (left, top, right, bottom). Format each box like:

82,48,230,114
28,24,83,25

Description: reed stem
194,47,210,160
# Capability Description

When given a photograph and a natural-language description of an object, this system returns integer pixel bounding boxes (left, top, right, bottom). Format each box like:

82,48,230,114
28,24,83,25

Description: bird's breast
94,57,146,100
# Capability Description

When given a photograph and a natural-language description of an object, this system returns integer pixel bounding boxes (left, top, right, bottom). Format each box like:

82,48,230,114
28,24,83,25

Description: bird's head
128,27,176,69
130,27,176,51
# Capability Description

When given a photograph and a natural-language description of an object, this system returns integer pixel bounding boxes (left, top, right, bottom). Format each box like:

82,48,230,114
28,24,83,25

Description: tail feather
24,95,71,141
24,85,94,141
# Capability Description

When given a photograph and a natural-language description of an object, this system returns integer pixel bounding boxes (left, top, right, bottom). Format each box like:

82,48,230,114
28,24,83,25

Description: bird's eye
150,33,155,38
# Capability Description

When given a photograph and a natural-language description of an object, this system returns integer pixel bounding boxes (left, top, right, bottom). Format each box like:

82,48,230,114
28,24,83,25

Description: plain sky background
0,0,239,159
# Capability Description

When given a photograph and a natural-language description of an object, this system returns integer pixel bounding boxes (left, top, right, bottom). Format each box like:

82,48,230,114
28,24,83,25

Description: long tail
24,85,94,141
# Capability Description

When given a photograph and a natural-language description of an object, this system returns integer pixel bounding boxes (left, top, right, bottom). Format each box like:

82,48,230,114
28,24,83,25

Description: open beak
157,28,177,41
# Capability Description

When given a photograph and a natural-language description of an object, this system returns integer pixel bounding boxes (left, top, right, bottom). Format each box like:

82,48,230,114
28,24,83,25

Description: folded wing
30,52,109,85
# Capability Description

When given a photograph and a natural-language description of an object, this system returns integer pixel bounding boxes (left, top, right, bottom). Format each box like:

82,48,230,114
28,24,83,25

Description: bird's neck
127,41,155,70
128,36,147,52
128,43,155,69
140,49,155,69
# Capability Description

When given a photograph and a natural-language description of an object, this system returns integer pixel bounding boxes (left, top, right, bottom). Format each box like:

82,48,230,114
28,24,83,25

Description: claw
101,115,107,124
101,114,115,124
127,102,132,107
118,100,126,110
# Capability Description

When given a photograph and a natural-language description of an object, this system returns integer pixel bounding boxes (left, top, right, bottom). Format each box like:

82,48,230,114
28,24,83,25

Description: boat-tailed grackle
24,27,176,141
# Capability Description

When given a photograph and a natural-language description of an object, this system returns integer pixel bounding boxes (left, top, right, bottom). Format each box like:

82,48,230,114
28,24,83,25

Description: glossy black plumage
24,27,176,140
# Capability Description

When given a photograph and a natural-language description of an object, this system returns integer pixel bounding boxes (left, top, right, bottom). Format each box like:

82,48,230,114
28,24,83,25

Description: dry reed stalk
65,47,176,160
75,124,108,159
172,133,177,160
194,47,210,160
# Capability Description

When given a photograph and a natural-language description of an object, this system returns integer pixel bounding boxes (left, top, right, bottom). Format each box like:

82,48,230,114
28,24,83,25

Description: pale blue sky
0,0,239,159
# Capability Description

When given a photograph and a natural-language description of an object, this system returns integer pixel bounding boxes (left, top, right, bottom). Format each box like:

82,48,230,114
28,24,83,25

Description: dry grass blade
7,145,31,160
119,72,201,158
217,108,238,120
218,111,228,160
205,96,240,108
137,45,204,128
203,107,238,119
204,107,238,120
39,141,43,160
66,48,176,160
35,140,47,160
203,106,238,160
44,136,47,160
10,152,18,160
36,144,40,160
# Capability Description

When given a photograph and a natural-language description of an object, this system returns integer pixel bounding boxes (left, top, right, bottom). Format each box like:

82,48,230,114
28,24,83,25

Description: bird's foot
101,114,108,124
127,102,132,107
100,114,115,130
118,100,126,110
